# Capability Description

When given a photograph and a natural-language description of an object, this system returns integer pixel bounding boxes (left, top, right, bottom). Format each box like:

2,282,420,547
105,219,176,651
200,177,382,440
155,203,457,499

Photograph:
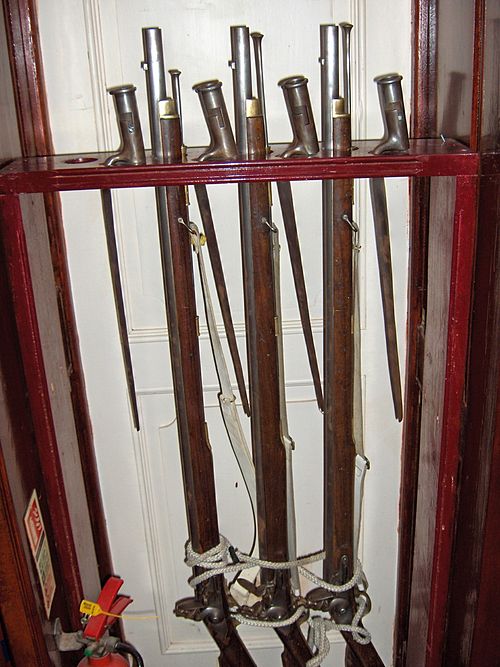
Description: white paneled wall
38,1,410,664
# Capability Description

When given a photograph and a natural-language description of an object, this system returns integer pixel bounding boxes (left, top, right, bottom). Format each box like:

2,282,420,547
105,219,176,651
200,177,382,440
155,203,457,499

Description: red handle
83,576,133,640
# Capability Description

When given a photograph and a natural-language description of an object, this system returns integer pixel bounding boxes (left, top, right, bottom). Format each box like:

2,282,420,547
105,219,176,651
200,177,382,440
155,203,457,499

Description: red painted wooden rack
0,136,481,667
0,139,477,193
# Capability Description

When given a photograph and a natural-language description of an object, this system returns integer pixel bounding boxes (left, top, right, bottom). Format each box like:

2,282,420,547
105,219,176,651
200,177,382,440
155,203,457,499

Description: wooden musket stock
159,105,256,667
321,107,384,666
244,103,313,665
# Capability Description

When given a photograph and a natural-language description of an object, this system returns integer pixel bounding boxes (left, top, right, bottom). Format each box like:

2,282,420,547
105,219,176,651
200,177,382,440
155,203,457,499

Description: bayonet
100,189,140,430
369,73,409,421
277,74,324,412
193,182,251,416
102,83,146,429
190,77,250,415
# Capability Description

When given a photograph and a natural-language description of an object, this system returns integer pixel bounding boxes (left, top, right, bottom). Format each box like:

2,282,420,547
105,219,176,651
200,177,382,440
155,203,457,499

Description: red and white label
24,491,56,618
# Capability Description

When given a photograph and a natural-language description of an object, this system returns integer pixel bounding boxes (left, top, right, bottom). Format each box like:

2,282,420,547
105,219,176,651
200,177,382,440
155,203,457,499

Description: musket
338,21,370,559
312,25,383,658
231,30,311,662
141,29,255,664
369,73,409,422
243,99,313,665
249,32,303,592
312,97,384,666
247,32,300,596
102,83,145,429
252,31,322,613
158,100,256,665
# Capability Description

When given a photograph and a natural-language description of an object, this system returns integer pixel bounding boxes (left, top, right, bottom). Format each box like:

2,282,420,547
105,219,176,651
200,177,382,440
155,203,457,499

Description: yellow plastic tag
80,600,105,617
79,599,157,621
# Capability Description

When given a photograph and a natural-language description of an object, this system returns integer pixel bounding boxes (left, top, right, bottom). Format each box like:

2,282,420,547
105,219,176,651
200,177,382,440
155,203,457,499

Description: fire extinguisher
76,577,145,666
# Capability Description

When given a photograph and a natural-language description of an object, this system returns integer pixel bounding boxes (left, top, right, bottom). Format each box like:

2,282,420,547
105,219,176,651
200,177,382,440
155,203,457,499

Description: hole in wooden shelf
64,157,98,164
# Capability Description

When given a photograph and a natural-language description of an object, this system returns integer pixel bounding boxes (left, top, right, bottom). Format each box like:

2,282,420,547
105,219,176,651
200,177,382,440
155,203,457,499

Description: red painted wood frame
0,1,489,664
0,139,477,193
0,138,480,662
397,1,497,665
1,0,114,589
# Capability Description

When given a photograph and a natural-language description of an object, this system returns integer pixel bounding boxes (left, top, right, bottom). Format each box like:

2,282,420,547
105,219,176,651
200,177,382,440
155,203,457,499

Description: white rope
233,604,307,629
306,597,372,667
185,536,326,588
184,536,371,643
185,537,365,594
185,535,370,604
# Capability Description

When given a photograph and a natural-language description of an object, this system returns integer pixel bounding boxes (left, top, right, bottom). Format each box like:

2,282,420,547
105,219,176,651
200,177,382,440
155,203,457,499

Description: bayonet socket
279,75,319,158
373,73,409,154
193,79,238,161
105,84,146,166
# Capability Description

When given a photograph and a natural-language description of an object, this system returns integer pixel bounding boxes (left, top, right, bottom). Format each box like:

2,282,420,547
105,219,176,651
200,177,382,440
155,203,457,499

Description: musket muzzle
319,24,340,153
193,80,238,161
229,25,252,156
141,27,167,160
105,84,146,166
339,23,353,114
279,75,319,158
373,73,409,154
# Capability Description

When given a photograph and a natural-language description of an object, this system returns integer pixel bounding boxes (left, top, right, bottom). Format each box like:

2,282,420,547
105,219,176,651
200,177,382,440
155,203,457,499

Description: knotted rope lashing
306,596,371,667
184,536,372,646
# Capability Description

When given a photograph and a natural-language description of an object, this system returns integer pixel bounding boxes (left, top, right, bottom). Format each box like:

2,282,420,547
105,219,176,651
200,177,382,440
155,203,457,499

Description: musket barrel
319,23,340,152
250,32,269,149
229,26,253,400
141,27,167,160
229,25,252,156
168,69,183,140
339,23,353,114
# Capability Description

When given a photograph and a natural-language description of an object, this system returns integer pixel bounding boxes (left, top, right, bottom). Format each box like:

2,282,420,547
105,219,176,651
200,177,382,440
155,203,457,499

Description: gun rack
0,135,480,667
0,138,477,193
